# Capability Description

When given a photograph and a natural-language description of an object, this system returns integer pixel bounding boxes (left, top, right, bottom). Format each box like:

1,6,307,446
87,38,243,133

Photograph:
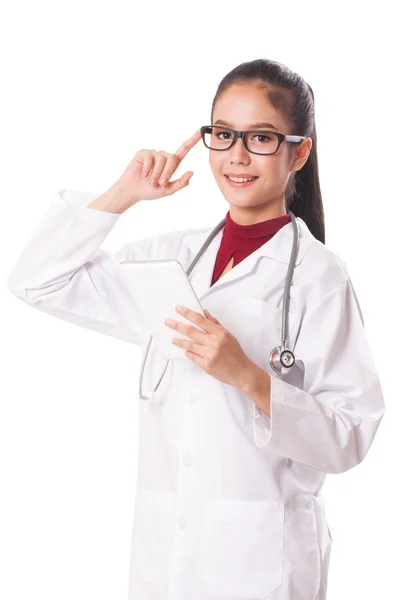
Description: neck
228,199,287,226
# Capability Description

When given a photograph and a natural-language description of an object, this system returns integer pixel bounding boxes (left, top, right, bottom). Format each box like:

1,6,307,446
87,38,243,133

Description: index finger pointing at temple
174,128,202,161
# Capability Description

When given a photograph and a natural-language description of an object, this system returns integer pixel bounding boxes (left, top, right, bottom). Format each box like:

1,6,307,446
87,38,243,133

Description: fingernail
160,177,166,185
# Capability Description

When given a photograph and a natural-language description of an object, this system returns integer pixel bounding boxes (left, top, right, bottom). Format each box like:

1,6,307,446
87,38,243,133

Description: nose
228,135,250,162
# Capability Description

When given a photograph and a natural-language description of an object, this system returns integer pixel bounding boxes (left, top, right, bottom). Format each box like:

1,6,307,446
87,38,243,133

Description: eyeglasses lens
203,126,279,154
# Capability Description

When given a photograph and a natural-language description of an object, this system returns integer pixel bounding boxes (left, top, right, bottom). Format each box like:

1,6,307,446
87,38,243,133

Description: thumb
164,171,193,197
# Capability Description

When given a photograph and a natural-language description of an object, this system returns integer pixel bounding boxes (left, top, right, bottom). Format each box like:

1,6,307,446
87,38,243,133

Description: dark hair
210,58,325,244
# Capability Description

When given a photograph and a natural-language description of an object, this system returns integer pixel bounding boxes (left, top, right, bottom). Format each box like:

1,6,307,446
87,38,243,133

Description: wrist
240,360,271,416
88,182,138,214
239,359,263,393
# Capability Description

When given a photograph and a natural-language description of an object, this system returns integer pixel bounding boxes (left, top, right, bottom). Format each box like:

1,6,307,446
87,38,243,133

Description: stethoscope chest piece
269,346,296,373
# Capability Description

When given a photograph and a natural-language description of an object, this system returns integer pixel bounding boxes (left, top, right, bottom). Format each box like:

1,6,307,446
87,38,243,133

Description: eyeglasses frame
200,125,306,156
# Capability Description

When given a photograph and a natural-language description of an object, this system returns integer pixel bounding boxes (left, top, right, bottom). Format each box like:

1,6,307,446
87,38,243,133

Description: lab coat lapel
182,217,314,302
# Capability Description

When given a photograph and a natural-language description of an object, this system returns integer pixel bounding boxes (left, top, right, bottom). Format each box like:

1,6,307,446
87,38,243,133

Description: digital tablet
117,259,207,360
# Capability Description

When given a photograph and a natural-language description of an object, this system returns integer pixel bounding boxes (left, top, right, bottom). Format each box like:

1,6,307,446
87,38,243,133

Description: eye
251,133,272,143
216,130,233,140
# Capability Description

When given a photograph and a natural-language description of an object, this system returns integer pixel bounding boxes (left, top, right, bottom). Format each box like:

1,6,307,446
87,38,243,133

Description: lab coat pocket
221,297,296,375
130,489,175,585
201,498,284,598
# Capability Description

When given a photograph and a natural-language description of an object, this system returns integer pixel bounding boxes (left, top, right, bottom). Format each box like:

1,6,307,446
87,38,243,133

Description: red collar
211,210,291,285
224,210,291,248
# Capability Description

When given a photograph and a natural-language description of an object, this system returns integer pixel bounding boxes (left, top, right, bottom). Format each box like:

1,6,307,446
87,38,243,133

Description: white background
1,1,398,598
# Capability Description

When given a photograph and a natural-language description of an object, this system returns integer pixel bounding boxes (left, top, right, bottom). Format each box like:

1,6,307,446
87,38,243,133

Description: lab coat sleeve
253,279,386,474
6,189,185,347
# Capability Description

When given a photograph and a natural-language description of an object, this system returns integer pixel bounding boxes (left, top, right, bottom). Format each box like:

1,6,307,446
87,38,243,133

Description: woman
7,58,385,600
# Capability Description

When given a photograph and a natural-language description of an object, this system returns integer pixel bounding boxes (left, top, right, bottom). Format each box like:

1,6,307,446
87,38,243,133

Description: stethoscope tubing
137,211,299,400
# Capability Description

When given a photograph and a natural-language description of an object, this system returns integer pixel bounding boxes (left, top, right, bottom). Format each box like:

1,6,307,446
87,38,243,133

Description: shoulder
297,218,351,303
114,225,210,265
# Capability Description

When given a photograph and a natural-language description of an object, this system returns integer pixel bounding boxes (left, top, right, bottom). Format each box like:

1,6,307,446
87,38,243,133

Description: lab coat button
177,517,186,530
182,452,193,467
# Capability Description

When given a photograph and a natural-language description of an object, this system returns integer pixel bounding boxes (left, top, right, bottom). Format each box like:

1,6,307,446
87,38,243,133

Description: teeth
226,176,257,183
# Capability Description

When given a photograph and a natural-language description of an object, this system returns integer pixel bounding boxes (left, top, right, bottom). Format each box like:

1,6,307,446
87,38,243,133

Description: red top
211,210,292,286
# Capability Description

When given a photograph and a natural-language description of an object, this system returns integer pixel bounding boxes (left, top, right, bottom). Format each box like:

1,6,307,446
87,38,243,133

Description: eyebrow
213,119,278,131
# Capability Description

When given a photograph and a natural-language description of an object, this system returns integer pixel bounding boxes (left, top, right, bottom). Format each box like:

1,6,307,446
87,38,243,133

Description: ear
290,137,312,172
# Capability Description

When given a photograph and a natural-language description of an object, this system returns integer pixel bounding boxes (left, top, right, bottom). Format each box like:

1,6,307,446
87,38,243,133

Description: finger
174,128,202,162
141,151,155,178
156,152,180,185
175,306,217,335
148,152,168,184
183,349,205,368
172,336,208,358
205,309,219,323
170,318,209,343
163,171,194,196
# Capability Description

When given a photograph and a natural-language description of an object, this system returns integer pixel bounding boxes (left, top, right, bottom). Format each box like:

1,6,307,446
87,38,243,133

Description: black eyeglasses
200,125,306,156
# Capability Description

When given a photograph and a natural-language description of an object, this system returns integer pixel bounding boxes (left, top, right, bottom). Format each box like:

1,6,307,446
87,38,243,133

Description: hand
165,305,253,389
116,128,202,206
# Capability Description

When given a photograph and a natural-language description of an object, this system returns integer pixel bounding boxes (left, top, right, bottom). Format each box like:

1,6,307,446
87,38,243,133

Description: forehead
213,84,287,131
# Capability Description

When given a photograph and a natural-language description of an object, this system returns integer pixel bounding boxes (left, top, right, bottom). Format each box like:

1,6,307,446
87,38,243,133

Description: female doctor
7,58,385,600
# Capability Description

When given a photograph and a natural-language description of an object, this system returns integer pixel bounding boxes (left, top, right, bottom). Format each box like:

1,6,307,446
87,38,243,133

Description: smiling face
209,83,312,225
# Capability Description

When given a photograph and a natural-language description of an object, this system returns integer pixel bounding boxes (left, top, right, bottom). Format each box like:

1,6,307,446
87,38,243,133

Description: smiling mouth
224,174,259,188
225,175,259,182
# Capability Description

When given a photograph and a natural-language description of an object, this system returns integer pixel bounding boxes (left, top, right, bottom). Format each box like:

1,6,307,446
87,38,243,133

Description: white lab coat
7,189,385,600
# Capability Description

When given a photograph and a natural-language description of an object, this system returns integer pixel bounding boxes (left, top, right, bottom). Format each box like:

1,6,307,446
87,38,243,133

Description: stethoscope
137,209,299,401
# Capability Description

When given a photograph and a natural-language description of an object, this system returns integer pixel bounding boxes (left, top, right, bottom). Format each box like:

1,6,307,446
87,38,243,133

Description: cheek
209,153,223,175
209,152,224,180
260,158,287,183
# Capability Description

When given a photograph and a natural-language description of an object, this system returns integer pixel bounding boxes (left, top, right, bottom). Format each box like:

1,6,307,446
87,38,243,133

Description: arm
6,187,187,347
240,280,385,474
